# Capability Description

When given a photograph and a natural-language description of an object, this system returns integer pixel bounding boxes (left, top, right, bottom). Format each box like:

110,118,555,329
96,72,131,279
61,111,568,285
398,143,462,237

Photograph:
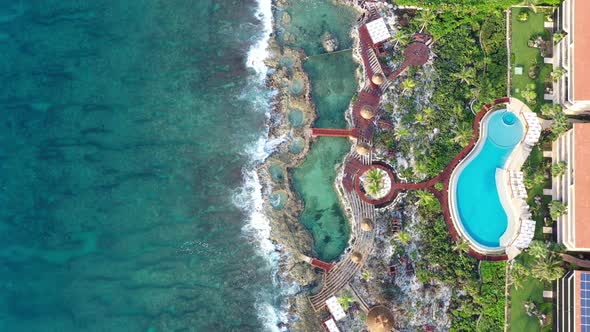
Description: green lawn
509,146,554,331
510,8,553,112
508,275,552,332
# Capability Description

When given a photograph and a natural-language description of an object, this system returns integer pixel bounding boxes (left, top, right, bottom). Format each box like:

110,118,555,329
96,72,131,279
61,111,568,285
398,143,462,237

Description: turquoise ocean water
0,0,286,331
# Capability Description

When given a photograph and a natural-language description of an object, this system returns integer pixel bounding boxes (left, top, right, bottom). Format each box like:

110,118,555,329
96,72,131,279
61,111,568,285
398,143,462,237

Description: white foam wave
236,0,294,330
247,0,273,79
246,134,287,163
234,167,276,255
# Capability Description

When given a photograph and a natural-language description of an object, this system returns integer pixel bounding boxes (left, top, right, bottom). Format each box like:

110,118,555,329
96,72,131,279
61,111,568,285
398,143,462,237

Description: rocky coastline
256,0,454,330
255,1,367,330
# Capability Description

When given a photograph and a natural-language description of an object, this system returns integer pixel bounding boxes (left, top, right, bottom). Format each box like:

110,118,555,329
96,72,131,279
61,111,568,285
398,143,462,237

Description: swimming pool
451,110,524,248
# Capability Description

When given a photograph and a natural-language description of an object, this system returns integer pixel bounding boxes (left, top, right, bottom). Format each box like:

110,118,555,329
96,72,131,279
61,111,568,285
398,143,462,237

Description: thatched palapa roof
367,306,395,332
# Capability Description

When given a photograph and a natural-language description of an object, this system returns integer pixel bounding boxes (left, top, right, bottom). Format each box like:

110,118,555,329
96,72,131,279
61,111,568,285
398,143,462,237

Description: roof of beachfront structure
574,123,590,248
361,218,374,231
365,18,391,45
323,318,341,332
573,0,590,100
326,296,347,321
366,306,395,332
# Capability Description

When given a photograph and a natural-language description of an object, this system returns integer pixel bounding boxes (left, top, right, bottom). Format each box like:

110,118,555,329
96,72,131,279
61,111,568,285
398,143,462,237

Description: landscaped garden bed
510,7,554,112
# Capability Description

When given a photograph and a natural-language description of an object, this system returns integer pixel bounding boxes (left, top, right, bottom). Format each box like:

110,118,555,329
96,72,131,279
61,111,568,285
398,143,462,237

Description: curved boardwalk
306,8,508,312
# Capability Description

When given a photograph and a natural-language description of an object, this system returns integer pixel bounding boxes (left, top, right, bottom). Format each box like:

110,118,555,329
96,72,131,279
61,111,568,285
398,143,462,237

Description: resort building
553,0,590,114
552,123,590,252
365,17,391,47
555,270,590,331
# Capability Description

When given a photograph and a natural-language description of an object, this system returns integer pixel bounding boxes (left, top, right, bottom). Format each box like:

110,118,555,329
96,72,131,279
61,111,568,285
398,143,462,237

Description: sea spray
234,0,296,330
247,0,273,79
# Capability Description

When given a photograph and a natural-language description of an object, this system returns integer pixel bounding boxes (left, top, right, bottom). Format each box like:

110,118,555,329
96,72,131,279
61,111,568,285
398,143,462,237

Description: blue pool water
455,110,524,247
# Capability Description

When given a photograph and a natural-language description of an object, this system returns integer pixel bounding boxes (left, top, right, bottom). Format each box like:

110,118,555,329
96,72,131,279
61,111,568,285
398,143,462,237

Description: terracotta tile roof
574,123,590,248
574,0,590,100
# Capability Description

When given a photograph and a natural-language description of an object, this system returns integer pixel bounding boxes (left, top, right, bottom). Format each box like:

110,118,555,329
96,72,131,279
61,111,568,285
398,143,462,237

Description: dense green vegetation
479,262,507,331
410,191,505,331
378,2,567,331
414,210,506,331
377,5,510,180
395,0,560,8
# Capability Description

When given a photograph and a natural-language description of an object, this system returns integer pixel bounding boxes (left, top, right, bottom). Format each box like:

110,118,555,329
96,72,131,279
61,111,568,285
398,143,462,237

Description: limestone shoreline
257,0,368,330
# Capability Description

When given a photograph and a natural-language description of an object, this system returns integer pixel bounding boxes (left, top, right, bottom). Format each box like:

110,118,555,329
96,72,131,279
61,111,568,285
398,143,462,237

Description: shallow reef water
278,0,358,261
0,0,280,331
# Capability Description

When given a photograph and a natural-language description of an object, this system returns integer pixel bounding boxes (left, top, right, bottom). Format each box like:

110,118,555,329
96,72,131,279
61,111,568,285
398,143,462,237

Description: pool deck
304,4,540,313
446,98,537,257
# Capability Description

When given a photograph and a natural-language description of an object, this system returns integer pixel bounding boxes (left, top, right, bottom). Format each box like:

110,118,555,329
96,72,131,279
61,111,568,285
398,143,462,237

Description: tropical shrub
551,161,567,177
549,200,567,220
521,83,538,105
517,11,529,22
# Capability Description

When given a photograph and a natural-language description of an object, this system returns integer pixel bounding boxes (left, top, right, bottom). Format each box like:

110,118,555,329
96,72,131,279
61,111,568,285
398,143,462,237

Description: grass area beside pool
508,276,553,332
510,7,552,112
508,145,553,331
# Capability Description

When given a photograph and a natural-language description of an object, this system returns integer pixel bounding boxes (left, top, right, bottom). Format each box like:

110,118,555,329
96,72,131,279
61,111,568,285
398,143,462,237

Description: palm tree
549,200,568,221
395,230,411,246
423,106,435,122
527,240,549,259
366,168,384,183
452,105,465,121
521,83,537,106
401,78,417,94
531,254,565,283
552,112,570,136
453,239,470,254
361,270,373,281
337,291,356,311
392,30,410,47
540,104,560,119
413,161,429,178
551,67,565,82
510,261,530,290
414,113,429,125
551,161,567,177
452,122,472,147
365,168,385,197
415,10,437,33
452,67,476,85
394,126,411,141
525,172,546,189
415,190,438,210
367,182,381,197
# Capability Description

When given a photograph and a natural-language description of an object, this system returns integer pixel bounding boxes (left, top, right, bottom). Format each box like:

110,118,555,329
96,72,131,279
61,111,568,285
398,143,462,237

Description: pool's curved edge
448,110,506,255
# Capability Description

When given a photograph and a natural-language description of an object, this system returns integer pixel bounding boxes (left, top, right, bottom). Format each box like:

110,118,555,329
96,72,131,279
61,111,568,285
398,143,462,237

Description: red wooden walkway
310,258,335,272
311,128,359,138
